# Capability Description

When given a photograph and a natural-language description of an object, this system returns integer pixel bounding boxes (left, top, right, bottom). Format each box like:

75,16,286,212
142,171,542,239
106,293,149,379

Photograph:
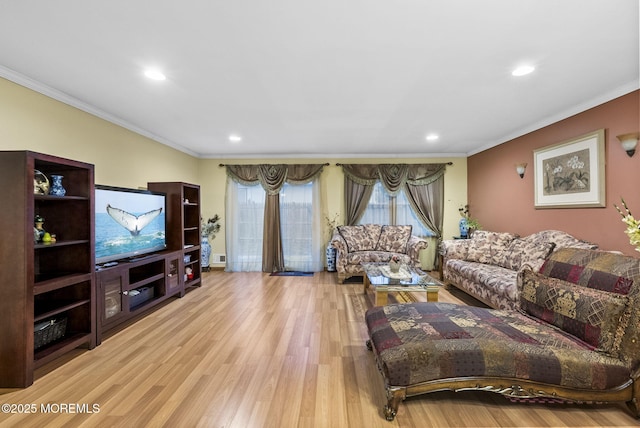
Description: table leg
375,290,388,306
363,275,370,293
427,287,439,302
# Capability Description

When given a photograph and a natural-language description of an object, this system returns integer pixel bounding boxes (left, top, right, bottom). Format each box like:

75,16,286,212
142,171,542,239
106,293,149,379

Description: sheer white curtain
226,177,323,272
359,182,434,237
225,178,265,271
280,179,323,272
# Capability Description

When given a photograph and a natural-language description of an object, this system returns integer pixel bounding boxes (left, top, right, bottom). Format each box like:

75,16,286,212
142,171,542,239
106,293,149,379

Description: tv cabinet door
96,269,126,343
166,255,184,297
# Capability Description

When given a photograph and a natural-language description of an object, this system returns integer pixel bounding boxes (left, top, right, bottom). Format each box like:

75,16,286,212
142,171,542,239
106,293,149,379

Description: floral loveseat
439,230,598,310
331,224,428,283
366,247,640,421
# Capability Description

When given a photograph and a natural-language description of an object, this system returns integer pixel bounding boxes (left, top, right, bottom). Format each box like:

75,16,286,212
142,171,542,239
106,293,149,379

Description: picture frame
533,129,605,209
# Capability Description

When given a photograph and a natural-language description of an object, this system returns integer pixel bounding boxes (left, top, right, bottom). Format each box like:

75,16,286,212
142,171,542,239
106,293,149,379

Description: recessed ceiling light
228,134,242,143
144,69,166,81
425,134,439,142
512,65,535,77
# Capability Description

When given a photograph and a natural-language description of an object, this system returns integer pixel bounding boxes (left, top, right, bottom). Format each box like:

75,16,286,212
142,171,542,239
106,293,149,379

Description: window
226,182,265,271
280,182,321,271
226,179,323,272
359,182,433,236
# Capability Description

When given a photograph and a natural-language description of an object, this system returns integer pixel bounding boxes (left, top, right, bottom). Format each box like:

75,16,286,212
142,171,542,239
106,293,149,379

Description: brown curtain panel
225,164,326,272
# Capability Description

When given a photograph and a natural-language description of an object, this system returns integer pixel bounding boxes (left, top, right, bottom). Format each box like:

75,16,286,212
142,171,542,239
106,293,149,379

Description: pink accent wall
468,90,640,255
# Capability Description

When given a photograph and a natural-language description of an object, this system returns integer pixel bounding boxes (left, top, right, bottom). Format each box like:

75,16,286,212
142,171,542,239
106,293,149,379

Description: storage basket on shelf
34,318,67,349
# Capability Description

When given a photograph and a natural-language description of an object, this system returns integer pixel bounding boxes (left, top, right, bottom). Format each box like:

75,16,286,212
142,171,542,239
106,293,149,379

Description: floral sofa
439,230,598,310
331,224,428,283
366,247,640,421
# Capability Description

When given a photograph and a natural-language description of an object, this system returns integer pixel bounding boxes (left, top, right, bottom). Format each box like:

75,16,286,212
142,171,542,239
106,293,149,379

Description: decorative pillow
362,224,382,246
500,239,555,272
519,270,629,356
466,231,516,265
337,225,376,252
540,248,635,294
375,225,412,254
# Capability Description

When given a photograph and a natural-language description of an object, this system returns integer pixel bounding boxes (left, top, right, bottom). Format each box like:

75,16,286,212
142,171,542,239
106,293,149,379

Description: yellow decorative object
614,198,640,252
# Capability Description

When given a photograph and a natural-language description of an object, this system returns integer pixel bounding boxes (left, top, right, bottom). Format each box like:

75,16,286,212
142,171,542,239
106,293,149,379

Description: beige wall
0,76,469,266
468,90,640,255
0,78,199,188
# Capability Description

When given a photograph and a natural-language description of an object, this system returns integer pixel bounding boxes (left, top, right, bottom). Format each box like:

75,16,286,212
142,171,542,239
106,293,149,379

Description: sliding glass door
226,179,323,272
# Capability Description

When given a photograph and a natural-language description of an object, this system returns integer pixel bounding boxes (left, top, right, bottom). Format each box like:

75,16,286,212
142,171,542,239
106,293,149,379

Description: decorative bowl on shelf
34,169,49,195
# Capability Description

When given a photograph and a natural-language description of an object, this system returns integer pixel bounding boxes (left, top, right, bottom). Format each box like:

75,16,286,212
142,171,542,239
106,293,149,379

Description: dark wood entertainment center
0,151,202,387
97,182,202,344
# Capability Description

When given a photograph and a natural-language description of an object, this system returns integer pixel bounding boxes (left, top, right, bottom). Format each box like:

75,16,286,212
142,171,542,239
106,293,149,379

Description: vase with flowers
389,255,401,273
614,198,640,253
325,213,340,272
458,205,482,238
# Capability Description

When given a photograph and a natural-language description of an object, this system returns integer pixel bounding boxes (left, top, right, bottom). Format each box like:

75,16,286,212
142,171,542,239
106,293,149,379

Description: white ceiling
0,1,638,159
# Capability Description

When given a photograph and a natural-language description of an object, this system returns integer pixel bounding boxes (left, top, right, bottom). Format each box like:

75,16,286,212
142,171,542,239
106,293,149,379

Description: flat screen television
95,185,167,265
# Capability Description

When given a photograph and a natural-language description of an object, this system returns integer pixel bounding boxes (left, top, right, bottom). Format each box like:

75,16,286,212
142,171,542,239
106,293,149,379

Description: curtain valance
225,164,326,195
340,163,448,195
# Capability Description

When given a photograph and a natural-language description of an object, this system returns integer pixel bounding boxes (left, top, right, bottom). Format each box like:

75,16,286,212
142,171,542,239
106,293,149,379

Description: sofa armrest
406,235,428,263
439,239,470,259
330,231,348,254
330,231,349,272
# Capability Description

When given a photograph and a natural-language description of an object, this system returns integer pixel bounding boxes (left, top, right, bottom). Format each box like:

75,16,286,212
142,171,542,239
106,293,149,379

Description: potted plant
458,205,482,238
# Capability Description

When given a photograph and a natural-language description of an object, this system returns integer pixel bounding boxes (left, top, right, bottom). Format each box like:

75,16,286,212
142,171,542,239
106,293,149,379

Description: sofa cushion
498,239,555,272
338,225,379,252
375,225,412,254
445,259,518,308
345,251,412,266
519,270,628,356
466,230,516,264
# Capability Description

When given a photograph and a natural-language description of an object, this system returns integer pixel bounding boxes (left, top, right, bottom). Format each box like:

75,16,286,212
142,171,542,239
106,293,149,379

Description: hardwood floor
0,271,638,427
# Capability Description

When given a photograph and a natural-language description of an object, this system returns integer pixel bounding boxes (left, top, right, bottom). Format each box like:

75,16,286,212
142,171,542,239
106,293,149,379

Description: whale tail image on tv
95,185,167,264
106,205,163,236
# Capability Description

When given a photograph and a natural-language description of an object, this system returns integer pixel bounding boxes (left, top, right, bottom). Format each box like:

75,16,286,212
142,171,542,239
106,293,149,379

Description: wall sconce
515,163,527,179
617,132,639,157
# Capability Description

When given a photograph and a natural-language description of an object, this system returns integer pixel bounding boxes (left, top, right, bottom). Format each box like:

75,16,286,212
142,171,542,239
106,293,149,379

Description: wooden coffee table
362,262,442,306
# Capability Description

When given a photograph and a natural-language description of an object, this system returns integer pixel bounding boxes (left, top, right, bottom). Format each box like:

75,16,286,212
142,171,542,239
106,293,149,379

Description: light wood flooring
0,271,638,427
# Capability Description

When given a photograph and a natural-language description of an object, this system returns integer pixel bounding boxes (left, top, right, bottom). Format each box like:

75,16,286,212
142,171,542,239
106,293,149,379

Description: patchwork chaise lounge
365,247,640,421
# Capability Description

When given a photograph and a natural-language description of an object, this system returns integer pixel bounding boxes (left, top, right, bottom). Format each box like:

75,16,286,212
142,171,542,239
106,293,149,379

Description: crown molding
467,80,640,156
0,65,200,157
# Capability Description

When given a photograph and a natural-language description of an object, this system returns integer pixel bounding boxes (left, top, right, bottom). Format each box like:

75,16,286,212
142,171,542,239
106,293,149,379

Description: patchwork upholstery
519,270,629,355
366,302,630,389
526,248,640,360
440,230,597,310
332,225,428,283
366,248,640,421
